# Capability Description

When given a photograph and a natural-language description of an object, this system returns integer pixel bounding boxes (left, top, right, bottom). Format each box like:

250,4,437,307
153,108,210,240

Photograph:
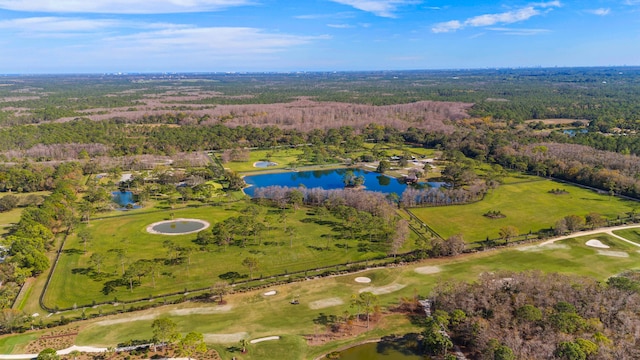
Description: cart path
539,224,640,247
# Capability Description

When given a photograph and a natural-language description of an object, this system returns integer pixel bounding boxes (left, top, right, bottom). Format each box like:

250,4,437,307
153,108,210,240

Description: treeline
4,68,640,129
0,163,83,308
430,270,640,359
0,120,396,157
493,143,640,198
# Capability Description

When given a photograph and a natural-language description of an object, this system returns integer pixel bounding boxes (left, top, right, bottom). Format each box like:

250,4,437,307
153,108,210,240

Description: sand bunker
414,266,442,274
598,250,629,258
250,336,280,344
359,283,407,295
263,290,277,296
169,305,233,316
518,243,570,252
96,314,156,326
309,297,344,310
203,332,248,343
586,239,610,249
354,277,371,283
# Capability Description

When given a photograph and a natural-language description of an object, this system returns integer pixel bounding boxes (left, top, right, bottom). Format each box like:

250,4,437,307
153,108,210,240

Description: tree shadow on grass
62,248,84,255
71,267,110,282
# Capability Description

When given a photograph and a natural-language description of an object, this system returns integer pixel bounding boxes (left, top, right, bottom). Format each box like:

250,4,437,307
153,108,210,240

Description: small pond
111,191,141,210
254,161,278,168
243,168,443,197
338,341,424,360
147,219,210,235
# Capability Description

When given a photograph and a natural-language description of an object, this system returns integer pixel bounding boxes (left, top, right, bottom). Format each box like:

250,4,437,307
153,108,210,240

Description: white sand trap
355,277,371,283
57,346,107,355
263,290,277,296
203,332,248,343
96,314,156,326
170,305,233,316
598,250,629,258
250,336,280,344
414,266,442,274
586,239,610,249
518,243,570,252
309,297,344,310
359,283,407,295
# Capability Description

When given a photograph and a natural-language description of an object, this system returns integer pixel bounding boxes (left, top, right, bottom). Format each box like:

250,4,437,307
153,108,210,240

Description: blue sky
0,0,638,73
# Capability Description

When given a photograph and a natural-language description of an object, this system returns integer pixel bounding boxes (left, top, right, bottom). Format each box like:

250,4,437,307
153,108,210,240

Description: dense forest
431,270,640,359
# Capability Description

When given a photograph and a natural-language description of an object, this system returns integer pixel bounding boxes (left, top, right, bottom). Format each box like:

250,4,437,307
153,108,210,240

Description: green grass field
4,228,638,359
410,176,637,243
219,148,305,173
44,201,405,309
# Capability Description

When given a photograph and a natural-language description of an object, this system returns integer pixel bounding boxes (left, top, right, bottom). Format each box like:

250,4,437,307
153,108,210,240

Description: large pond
147,219,210,235
243,168,444,197
338,341,424,360
111,191,141,210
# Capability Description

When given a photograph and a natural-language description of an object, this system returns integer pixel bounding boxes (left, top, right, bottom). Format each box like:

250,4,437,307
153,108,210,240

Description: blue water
243,168,444,197
563,129,588,136
254,161,278,168
111,191,141,210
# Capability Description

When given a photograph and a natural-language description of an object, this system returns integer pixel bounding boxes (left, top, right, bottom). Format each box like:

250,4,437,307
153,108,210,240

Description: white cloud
432,20,462,33
465,7,540,27
586,8,610,16
0,0,252,14
104,27,328,56
329,0,418,18
488,27,551,35
432,1,560,33
0,17,120,32
531,1,562,8
327,24,354,28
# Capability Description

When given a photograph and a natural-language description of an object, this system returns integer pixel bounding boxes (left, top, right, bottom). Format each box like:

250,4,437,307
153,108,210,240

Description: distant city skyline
0,0,638,73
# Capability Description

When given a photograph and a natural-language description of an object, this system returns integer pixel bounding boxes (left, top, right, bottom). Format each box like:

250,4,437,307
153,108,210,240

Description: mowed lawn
20,230,636,360
219,148,305,173
410,177,637,243
44,203,394,309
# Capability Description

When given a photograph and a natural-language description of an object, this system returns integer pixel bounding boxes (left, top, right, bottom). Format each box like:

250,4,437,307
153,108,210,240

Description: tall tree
152,318,180,354
242,257,259,279
179,332,207,360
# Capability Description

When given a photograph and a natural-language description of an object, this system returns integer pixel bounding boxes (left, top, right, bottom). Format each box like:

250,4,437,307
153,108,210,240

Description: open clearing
597,250,629,258
203,332,247,343
411,176,635,243
358,283,406,295
414,266,442,274
308,298,344,310
518,243,570,252
169,305,233,316
96,314,156,326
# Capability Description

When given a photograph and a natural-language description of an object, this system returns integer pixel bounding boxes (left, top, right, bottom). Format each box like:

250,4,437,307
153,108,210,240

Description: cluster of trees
0,163,59,193
0,163,84,309
252,187,405,253
430,271,640,359
400,184,486,208
493,143,640,198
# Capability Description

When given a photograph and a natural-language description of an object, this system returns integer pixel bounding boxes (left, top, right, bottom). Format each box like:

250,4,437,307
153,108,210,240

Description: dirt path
539,224,640,246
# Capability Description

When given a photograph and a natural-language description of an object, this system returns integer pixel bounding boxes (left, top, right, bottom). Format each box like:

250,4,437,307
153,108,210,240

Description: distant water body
243,168,407,197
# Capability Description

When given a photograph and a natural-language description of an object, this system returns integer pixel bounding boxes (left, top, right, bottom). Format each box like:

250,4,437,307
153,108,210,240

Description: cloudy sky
0,0,638,73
